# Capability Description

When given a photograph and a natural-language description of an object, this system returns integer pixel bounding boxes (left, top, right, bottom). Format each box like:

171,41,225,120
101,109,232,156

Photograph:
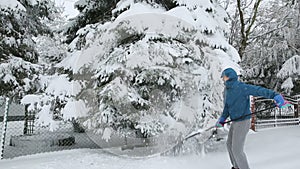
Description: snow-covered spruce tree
0,0,58,100
55,0,241,145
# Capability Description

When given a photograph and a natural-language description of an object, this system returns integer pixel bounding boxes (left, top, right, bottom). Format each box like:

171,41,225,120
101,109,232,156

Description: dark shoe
231,167,239,169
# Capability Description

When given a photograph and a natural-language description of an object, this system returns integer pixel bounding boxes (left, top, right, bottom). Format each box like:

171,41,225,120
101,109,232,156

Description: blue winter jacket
220,68,279,122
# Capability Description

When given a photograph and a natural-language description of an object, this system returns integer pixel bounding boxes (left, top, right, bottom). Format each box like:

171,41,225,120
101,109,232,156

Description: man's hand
274,95,292,108
215,117,226,128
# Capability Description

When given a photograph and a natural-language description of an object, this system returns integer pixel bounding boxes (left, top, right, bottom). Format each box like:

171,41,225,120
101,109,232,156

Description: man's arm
243,84,279,99
244,83,289,108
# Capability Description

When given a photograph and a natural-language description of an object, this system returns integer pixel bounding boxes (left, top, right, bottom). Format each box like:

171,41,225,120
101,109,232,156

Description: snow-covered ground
0,126,299,169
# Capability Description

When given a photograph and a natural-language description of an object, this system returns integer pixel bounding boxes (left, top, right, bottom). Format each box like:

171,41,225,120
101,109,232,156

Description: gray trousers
227,119,251,169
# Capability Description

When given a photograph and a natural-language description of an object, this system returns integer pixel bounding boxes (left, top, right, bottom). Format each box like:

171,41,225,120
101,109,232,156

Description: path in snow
0,126,299,169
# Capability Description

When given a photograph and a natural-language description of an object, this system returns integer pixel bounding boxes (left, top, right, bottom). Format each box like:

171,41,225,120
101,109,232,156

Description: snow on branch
0,0,26,11
277,55,300,79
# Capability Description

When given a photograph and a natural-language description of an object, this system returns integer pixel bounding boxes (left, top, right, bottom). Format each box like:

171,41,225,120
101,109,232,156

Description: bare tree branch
236,0,262,59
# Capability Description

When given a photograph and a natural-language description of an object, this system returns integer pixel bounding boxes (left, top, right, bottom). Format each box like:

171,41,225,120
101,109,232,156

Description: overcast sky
52,0,79,19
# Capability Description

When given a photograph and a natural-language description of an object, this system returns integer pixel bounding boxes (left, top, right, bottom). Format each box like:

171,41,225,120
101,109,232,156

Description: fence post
294,104,298,117
250,96,256,131
23,104,28,135
0,98,10,160
275,108,277,127
296,99,300,118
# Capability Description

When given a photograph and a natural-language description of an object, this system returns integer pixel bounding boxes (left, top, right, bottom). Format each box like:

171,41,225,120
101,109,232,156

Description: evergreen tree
0,0,58,100
23,1,241,154
55,0,241,140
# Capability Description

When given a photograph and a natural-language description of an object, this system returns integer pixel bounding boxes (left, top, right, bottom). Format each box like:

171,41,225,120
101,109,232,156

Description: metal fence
0,98,101,159
0,98,172,159
253,95,300,130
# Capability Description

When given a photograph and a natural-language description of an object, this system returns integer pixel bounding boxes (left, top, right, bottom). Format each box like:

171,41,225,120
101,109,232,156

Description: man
216,68,289,169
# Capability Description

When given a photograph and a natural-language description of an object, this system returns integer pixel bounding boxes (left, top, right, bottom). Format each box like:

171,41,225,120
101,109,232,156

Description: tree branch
245,0,262,38
237,0,245,40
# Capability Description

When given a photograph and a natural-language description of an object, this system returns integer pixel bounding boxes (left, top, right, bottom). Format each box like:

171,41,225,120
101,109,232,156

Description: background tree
224,0,299,94
0,0,58,100
236,0,262,59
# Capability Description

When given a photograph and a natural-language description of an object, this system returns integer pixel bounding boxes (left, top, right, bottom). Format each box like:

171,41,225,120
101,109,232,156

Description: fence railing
256,117,300,129
253,94,300,130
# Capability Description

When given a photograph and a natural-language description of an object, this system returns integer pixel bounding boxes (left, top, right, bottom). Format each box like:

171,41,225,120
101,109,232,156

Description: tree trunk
236,0,262,59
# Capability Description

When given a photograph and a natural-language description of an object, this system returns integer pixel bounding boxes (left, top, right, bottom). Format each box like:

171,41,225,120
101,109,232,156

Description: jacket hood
221,68,238,88
221,68,238,81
